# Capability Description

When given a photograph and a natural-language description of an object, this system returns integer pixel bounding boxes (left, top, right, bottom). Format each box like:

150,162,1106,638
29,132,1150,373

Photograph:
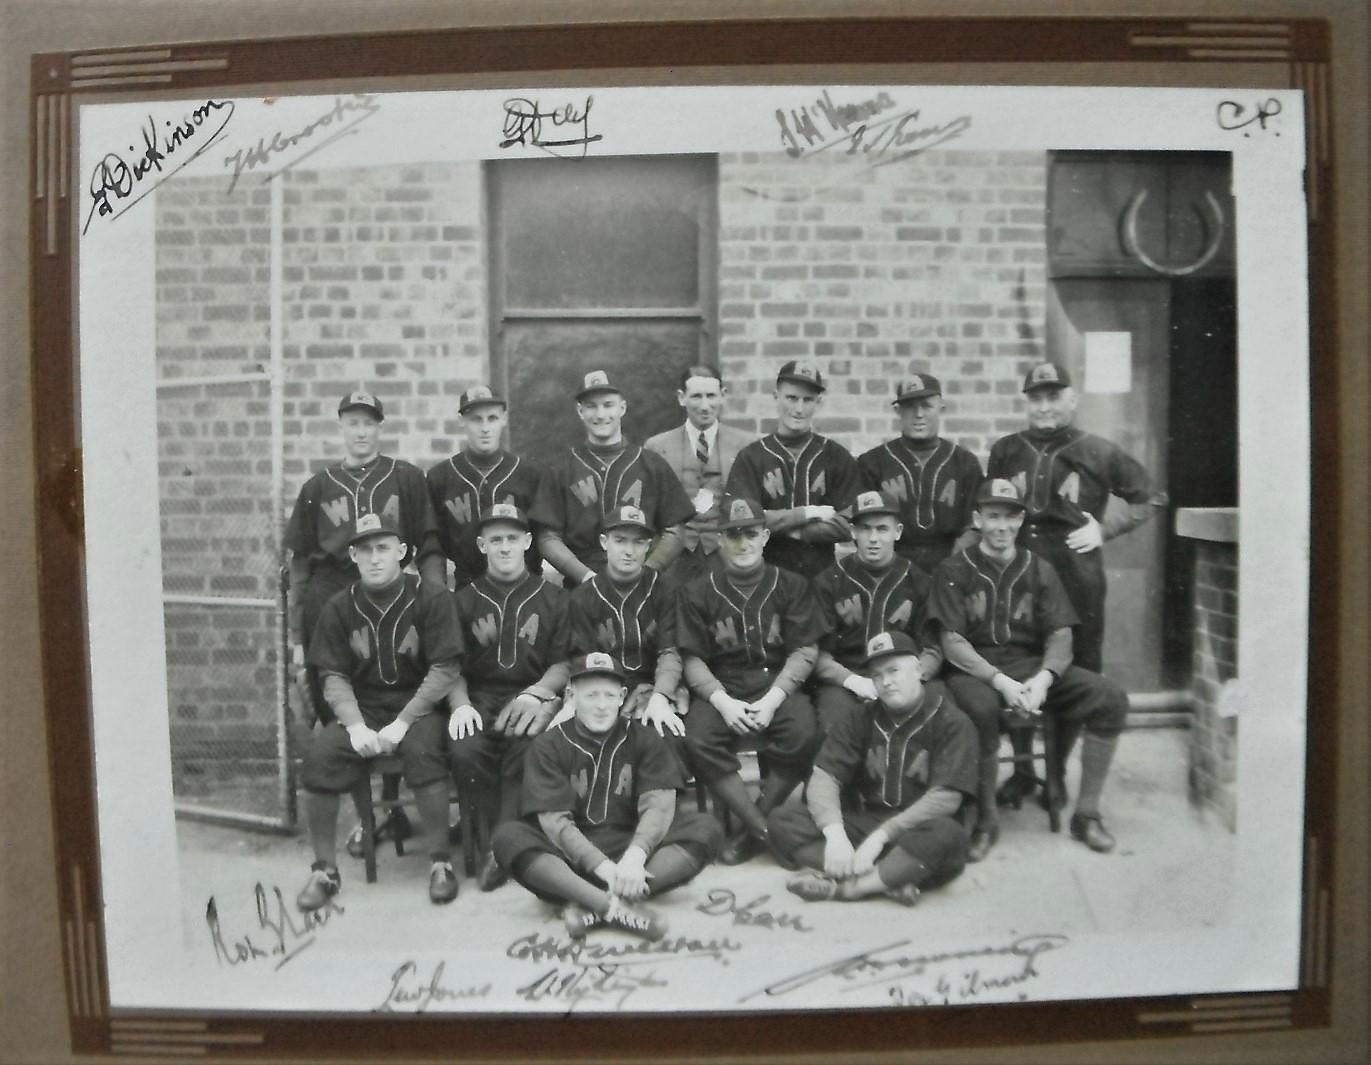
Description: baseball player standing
676,494,827,865
426,385,542,590
927,479,1129,860
810,490,943,737
643,364,754,582
529,370,697,586
447,503,570,890
769,631,977,907
857,374,983,574
295,513,464,910
724,360,862,580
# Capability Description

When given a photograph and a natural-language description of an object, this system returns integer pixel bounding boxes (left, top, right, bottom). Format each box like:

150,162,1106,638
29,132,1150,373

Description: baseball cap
716,494,767,531
1021,361,1072,393
458,385,507,415
476,502,530,533
347,511,403,547
338,390,384,420
974,478,1026,510
569,651,627,683
776,359,826,393
852,490,901,521
864,631,921,666
601,504,655,536
575,370,622,403
891,373,942,405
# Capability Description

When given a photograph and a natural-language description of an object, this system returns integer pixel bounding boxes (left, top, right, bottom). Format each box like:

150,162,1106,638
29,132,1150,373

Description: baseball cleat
966,823,999,863
563,904,604,940
428,861,459,904
603,900,668,941
883,882,922,907
785,870,840,903
296,864,341,911
719,826,765,866
1069,812,1116,853
476,851,509,892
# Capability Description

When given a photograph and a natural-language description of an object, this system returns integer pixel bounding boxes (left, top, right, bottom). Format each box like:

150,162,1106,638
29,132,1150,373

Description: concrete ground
174,726,1236,1011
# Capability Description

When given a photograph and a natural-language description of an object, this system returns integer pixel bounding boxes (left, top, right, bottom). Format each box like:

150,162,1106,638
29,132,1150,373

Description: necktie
695,431,710,468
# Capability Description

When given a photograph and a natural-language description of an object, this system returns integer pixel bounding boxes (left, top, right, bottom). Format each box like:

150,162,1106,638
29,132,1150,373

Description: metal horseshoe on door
1121,188,1226,277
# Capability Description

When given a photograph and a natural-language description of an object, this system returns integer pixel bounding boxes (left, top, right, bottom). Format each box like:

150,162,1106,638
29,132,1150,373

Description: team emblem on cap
1029,364,1060,385
347,391,377,406
908,375,924,391
789,361,818,380
987,479,1017,499
467,385,492,400
728,499,755,521
857,491,884,510
585,652,614,670
866,633,894,656
489,503,519,520
583,370,609,389
355,513,383,535
620,505,647,524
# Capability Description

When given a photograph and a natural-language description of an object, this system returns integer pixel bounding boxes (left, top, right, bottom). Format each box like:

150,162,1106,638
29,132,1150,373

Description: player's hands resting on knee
852,830,888,876
448,704,483,741
346,723,383,758
821,825,857,879
640,692,686,737
1014,671,1053,716
710,691,758,734
991,671,1026,710
746,687,786,730
376,718,409,754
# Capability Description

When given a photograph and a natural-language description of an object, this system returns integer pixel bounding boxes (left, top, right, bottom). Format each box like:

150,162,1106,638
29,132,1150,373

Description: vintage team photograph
74,83,1310,1014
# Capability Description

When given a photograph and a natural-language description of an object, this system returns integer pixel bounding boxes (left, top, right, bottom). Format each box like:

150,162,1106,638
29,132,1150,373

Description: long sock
644,843,704,895
515,853,609,913
708,772,767,836
412,781,451,860
1055,721,1082,781
976,754,999,830
1075,732,1118,817
757,771,802,816
304,791,341,866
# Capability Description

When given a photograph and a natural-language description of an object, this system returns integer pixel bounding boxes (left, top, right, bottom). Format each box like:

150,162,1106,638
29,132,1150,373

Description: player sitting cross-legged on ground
296,513,465,911
491,653,724,942
677,494,826,866
769,631,978,907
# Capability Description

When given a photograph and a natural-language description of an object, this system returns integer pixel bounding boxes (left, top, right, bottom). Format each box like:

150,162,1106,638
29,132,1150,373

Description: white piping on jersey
882,439,953,529
571,446,643,517
558,722,631,826
708,568,780,665
871,695,942,807
757,435,823,508
963,549,1032,646
590,569,657,672
836,555,914,645
471,575,544,670
325,456,398,524
447,453,519,513
350,579,411,685
1012,430,1086,515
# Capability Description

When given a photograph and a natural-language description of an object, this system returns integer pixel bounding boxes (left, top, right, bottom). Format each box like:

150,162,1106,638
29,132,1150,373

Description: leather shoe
995,773,1037,809
967,823,999,862
476,851,509,892
719,827,764,866
429,861,459,904
1069,812,1116,853
296,864,341,911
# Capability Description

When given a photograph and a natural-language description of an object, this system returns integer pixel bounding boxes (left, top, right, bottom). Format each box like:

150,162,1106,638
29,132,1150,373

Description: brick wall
1186,540,1238,831
716,150,1047,457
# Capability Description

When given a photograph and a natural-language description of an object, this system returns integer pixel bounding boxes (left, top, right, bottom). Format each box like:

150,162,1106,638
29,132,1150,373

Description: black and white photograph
74,82,1309,1014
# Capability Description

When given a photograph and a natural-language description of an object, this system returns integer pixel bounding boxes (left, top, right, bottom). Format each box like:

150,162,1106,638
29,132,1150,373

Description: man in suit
644,364,753,582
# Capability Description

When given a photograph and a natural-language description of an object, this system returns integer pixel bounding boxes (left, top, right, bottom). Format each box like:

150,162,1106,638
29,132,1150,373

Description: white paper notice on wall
1083,331,1133,393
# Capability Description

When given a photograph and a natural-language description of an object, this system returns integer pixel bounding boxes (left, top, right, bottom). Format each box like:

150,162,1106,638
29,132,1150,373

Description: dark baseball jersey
307,574,464,721
567,570,677,687
857,437,983,566
986,428,1158,534
453,573,569,701
529,444,695,570
285,455,439,570
813,556,934,672
522,717,684,829
427,451,542,585
926,548,1079,666
816,683,977,812
725,433,862,577
676,564,827,699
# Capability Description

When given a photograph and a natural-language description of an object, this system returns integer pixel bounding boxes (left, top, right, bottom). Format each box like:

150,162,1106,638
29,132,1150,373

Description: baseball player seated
447,503,570,891
810,490,943,738
296,513,465,911
565,505,688,740
491,653,724,942
769,632,977,907
677,494,827,866
927,478,1128,860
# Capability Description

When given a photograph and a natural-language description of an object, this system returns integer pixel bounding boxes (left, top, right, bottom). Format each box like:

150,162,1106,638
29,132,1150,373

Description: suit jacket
644,422,753,553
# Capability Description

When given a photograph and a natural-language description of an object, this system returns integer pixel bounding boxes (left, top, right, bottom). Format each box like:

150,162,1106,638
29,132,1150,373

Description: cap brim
1022,382,1068,394
718,517,766,531
892,390,940,405
348,529,403,547
864,647,919,667
569,667,627,683
975,498,1026,511
776,374,825,392
477,516,530,533
338,403,383,419
459,398,507,414
602,520,656,536
575,386,623,402
853,508,901,520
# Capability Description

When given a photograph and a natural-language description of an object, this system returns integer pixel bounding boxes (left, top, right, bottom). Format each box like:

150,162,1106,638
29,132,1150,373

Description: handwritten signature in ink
204,882,342,971
222,93,382,194
373,960,491,1012
83,99,235,235
696,888,813,933
1216,97,1282,137
776,89,971,168
516,963,668,1013
500,95,602,158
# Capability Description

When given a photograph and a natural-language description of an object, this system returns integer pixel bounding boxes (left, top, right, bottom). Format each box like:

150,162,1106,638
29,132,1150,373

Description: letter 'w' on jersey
571,477,600,507
472,614,498,647
762,469,786,501
322,496,351,527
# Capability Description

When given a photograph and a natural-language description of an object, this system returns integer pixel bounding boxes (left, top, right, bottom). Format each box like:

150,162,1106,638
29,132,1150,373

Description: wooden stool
350,757,477,883
999,711,1062,833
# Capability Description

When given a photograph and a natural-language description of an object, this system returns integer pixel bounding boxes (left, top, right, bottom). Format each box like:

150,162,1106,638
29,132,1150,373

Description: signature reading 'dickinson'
83,99,234,235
